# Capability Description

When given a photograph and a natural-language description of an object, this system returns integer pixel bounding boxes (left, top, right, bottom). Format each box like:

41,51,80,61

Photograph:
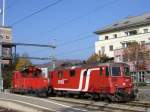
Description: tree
123,42,150,71
2,64,13,89
87,51,112,64
15,54,32,70
2,53,32,89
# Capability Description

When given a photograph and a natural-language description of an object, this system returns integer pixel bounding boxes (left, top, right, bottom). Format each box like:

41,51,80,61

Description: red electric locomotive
11,66,49,96
48,63,137,101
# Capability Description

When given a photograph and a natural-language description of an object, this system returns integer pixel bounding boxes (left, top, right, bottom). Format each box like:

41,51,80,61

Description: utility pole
51,39,56,70
0,36,3,91
2,0,5,26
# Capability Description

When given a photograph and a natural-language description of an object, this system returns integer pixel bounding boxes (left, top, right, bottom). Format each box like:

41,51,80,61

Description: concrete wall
0,27,12,64
0,27,12,43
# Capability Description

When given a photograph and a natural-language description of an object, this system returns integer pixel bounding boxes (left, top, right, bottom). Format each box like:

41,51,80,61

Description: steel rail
49,97,147,112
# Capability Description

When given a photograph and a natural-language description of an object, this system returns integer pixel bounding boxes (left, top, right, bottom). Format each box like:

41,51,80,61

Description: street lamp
0,35,3,91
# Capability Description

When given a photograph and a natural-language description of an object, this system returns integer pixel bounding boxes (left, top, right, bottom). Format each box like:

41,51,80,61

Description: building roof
95,13,150,34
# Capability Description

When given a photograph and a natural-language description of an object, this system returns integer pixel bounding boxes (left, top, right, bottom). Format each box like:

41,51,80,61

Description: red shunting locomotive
48,63,138,101
11,63,138,101
11,66,49,96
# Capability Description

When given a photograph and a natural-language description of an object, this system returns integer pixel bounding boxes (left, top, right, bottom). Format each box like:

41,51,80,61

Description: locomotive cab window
124,67,130,76
106,67,109,76
100,67,103,76
33,69,41,77
84,70,87,77
70,70,76,77
21,69,29,77
57,71,63,78
111,67,121,76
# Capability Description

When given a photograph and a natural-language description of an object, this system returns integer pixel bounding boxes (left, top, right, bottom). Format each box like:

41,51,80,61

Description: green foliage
2,65,13,89
87,51,113,64
15,54,32,70
2,53,32,89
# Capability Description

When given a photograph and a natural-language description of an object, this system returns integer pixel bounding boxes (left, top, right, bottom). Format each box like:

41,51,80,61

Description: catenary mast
2,0,5,26
0,0,5,90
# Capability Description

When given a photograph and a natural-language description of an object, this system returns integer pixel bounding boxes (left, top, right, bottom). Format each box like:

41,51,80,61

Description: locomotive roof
21,66,41,72
54,62,129,71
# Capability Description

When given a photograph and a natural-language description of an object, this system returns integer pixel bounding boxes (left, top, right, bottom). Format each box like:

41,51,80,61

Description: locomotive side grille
112,78,118,82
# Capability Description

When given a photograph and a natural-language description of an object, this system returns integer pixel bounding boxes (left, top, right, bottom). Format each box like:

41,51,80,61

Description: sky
1,0,150,64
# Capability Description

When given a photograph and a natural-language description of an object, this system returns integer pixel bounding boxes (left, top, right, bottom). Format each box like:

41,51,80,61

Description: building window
105,36,109,40
109,45,113,51
125,32,128,36
101,46,105,54
129,30,137,35
141,41,145,45
2,47,11,57
143,29,148,33
122,43,127,48
115,55,122,62
113,34,117,38
125,30,137,36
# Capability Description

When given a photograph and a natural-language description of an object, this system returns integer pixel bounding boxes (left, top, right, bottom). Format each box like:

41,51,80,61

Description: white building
95,13,150,58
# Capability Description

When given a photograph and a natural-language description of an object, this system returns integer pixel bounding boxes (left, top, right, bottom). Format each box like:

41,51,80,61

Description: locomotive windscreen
21,66,42,77
111,67,121,76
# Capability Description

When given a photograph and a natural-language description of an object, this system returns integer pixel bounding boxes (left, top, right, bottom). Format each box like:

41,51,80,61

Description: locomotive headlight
122,82,126,86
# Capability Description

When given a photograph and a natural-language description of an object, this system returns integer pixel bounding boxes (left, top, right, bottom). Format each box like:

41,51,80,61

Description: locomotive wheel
89,93,99,101
74,94,81,99
36,91,47,97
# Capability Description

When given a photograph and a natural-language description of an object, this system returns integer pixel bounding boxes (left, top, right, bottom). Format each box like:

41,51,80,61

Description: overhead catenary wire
34,0,118,53
10,0,63,26
57,34,93,46
10,0,119,60
18,56,53,60
50,0,119,57
14,38,94,61
56,42,103,57
45,0,118,33
56,45,94,57
11,0,118,53
26,33,94,55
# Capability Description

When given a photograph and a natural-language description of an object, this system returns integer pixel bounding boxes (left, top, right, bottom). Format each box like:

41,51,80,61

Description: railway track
1,92,149,112
9,93,149,112
49,97,149,112
0,107,18,112
126,101,150,108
